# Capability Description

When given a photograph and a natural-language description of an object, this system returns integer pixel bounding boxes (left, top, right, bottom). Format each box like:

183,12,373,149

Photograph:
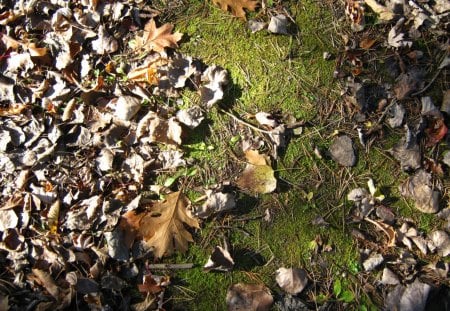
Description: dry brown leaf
135,192,199,258
364,217,396,247
136,19,182,53
226,283,273,311
127,57,168,84
359,38,376,50
0,104,28,117
32,269,60,300
212,0,259,20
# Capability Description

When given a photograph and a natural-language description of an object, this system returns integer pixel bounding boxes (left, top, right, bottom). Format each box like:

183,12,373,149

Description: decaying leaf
176,106,204,129
200,65,228,107
268,14,288,35
255,112,278,128
195,190,236,218
236,150,276,194
362,252,384,271
135,19,182,53
204,245,235,272
387,102,405,128
275,267,308,295
390,126,421,171
128,192,200,258
91,25,118,55
381,267,400,285
345,0,365,32
399,170,440,213
385,279,431,311
113,96,141,121
0,209,19,231
329,135,357,167
226,283,273,311
429,230,450,257
388,18,412,49
212,0,259,20
32,269,60,300
137,111,183,145
364,0,395,21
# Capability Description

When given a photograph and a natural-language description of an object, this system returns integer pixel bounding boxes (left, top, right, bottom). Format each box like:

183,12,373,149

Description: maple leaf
135,192,199,258
136,19,182,53
212,0,259,19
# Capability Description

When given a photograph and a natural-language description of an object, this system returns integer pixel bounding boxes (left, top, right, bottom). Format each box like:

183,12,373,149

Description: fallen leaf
268,14,288,35
399,170,440,213
345,0,365,32
394,68,425,100
0,209,18,231
329,135,357,167
275,267,308,295
359,37,376,49
255,112,278,128
138,192,200,258
136,19,182,53
204,245,235,272
362,252,384,271
176,106,204,129
385,279,431,311
32,269,60,300
138,273,170,294
388,18,412,49
236,150,277,194
212,0,258,20
226,283,273,311
113,96,141,121
390,127,421,171
200,65,228,108
47,200,60,234
196,190,236,218
387,102,405,128
248,20,266,33
429,230,450,257
381,268,400,285
364,0,395,21
91,25,118,55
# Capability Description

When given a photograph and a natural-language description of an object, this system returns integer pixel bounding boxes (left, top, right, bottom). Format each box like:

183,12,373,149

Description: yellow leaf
237,150,276,194
0,104,28,117
47,200,60,234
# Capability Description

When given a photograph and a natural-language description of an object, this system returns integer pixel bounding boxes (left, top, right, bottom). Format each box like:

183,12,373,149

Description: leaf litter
0,0,449,310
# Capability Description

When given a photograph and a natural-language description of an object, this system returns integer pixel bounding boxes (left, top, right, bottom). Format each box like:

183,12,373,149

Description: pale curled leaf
91,25,118,55
0,209,19,231
204,246,234,272
364,0,395,21
195,190,236,218
275,267,308,295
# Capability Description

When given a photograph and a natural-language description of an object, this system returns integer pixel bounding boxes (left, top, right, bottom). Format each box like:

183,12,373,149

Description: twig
219,108,272,134
147,263,194,270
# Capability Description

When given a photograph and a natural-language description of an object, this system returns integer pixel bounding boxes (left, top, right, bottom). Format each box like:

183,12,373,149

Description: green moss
159,1,412,309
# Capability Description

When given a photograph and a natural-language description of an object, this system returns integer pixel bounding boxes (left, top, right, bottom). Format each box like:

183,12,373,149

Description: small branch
219,108,272,134
147,263,194,270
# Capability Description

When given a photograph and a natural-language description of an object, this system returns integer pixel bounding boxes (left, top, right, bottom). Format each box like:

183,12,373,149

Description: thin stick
219,108,272,134
147,263,194,270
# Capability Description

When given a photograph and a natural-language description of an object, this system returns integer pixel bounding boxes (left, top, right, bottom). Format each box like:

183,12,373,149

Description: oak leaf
136,19,182,53
212,0,259,19
139,192,199,258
